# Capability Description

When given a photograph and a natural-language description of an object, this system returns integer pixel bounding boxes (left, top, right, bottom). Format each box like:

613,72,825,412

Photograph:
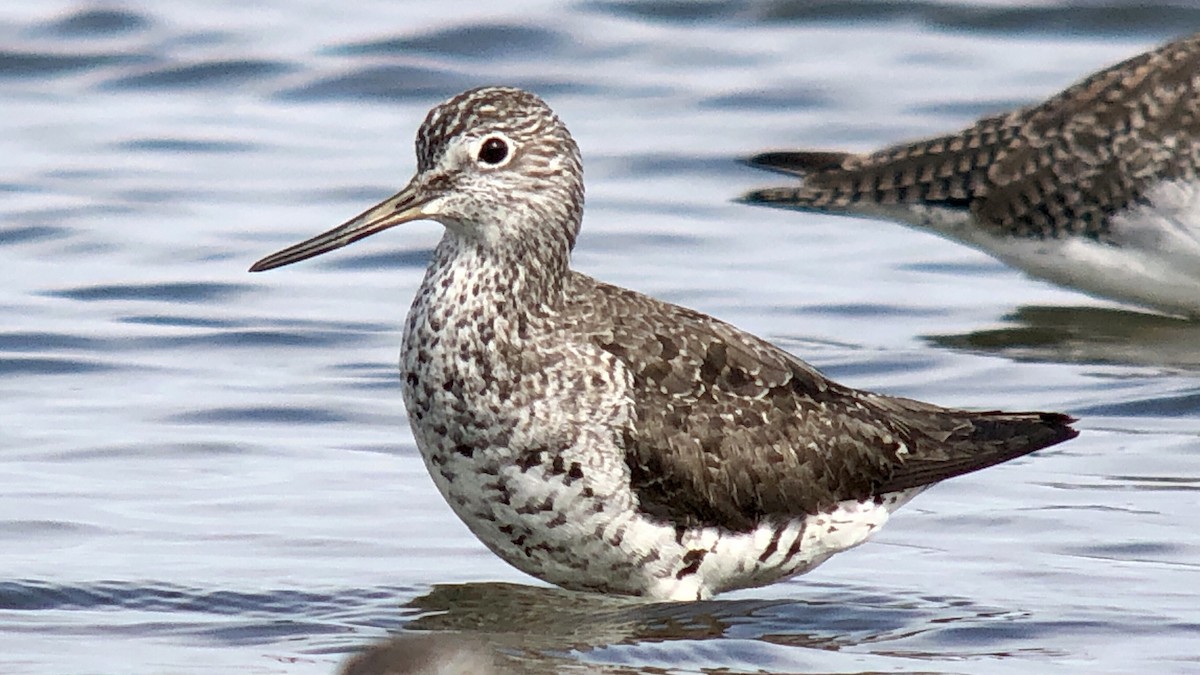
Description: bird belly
412,436,679,597
852,184,1200,317
1025,178,1200,317
990,236,1200,317
416,423,928,601
981,180,1200,317
661,487,926,600
916,178,1200,314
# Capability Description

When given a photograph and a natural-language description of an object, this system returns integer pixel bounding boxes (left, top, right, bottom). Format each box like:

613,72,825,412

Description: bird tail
742,150,854,177
737,150,860,211
876,409,1079,494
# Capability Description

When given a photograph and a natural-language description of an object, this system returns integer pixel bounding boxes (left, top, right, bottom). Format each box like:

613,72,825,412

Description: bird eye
477,137,509,165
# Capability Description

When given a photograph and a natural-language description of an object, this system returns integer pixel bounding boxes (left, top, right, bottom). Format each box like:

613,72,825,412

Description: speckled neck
457,223,568,300
403,222,573,361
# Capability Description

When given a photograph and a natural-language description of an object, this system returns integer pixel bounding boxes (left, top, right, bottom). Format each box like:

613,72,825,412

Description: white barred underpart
856,178,1200,317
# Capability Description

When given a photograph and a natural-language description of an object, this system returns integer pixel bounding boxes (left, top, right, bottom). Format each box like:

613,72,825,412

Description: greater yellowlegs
742,33,1200,318
251,87,1077,600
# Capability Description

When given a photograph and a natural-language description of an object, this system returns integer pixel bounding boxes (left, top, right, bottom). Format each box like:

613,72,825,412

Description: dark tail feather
736,186,819,207
737,150,856,208
877,411,1079,493
742,150,853,176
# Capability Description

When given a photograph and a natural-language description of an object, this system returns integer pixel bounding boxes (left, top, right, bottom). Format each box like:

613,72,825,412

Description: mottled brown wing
566,274,1077,532
979,31,1200,239
743,109,1017,213
742,32,1200,240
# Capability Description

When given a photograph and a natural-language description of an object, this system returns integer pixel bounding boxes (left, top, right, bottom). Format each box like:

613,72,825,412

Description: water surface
2,1,1200,673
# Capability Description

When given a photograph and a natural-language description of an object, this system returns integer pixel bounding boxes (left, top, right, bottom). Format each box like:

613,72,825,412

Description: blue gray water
3,1,1200,673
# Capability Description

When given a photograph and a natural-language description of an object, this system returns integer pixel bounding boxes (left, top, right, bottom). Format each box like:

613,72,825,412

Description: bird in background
742,32,1200,319
251,86,1077,601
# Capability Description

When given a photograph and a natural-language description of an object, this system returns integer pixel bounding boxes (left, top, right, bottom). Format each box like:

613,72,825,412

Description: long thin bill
249,180,429,272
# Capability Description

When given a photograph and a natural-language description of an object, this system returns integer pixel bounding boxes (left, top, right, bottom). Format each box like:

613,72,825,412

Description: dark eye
478,137,509,165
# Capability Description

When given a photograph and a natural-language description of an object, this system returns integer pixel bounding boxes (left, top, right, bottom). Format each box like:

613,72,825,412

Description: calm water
3,1,1200,673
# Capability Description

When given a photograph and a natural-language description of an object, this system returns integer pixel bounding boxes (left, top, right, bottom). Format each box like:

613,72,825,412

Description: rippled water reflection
3,1,1200,673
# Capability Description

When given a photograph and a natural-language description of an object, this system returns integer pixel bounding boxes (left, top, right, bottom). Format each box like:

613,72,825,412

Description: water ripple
166,405,355,425
278,64,473,103
0,357,115,375
102,59,295,90
1076,390,1200,418
702,88,835,111
0,331,103,352
592,0,1200,36
0,579,413,619
333,24,569,60
618,153,742,179
46,282,251,304
117,138,259,154
322,249,433,272
0,49,134,78
927,305,1200,370
35,8,152,38
0,225,71,245
586,0,743,23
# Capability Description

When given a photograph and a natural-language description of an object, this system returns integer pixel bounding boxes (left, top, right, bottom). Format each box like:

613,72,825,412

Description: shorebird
250,87,1077,601
741,32,1200,318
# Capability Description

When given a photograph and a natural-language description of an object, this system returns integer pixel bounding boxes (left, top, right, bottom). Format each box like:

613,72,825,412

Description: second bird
743,32,1200,318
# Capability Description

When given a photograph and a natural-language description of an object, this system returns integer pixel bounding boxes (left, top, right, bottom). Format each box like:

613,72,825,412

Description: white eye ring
473,133,514,168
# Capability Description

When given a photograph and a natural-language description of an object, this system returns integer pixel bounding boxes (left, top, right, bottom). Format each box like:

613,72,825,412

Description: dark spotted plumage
566,277,1074,532
742,33,1200,317
251,86,1078,600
